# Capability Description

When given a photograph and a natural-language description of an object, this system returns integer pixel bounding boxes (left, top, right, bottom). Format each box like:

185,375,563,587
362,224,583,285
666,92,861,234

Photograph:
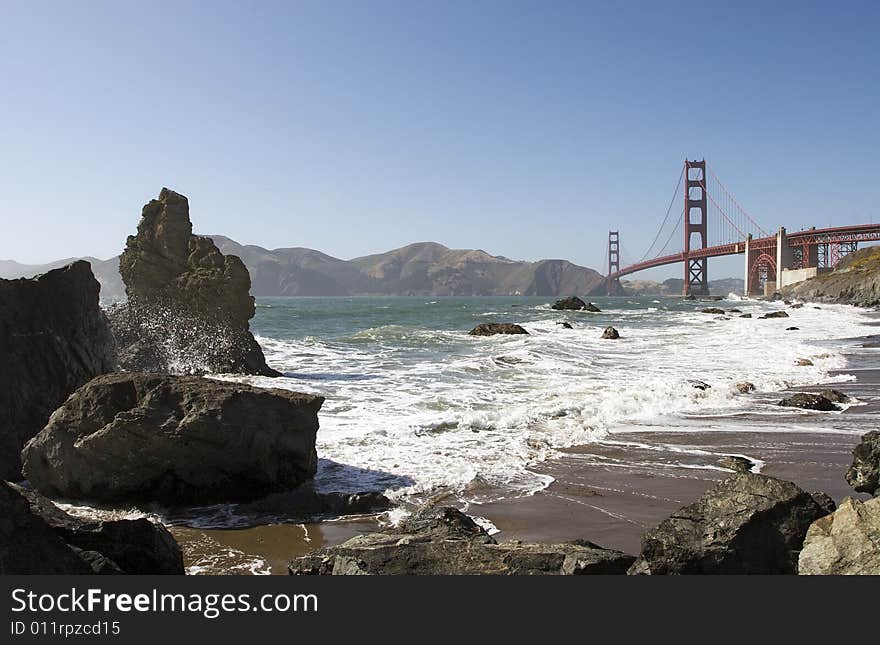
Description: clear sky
1,1,877,280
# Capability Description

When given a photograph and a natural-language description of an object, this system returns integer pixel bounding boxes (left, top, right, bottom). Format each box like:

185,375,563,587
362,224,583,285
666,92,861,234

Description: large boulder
290,507,635,575
601,326,620,339
778,393,840,411
468,323,529,336
846,431,879,496
22,373,323,505
0,481,182,574
798,497,880,575
0,261,115,480
628,474,833,574
113,188,279,376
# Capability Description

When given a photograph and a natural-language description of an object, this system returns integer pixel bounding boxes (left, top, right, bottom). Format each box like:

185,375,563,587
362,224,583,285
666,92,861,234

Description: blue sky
1,1,877,280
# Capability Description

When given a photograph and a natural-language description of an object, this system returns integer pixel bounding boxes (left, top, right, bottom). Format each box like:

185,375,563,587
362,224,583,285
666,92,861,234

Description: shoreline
171,313,880,574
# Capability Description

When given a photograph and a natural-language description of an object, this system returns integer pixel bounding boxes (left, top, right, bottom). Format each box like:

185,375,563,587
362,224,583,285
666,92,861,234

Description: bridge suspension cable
705,163,769,238
637,165,685,262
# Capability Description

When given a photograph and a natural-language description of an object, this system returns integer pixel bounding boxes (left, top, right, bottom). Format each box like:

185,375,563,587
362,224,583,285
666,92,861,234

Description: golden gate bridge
606,159,880,296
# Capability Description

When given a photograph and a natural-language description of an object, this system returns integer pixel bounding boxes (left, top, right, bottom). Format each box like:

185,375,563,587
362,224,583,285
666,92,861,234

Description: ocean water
212,295,875,505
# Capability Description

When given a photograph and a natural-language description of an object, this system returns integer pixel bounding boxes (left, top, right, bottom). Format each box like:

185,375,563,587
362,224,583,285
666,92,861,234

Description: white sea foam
226,298,873,502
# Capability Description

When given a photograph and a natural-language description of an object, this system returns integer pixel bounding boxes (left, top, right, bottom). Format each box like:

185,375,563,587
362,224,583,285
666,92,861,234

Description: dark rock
551,296,598,311
235,487,391,520
689,380,711,391
819,389,849,404
469,323,529,336
734,381,756,394
601,326,620,339
717,456,754,473
10,483,183,574
728,309,742,313
628,474,832,574
556,321,573,329
0,481,182,574
786,326,800,331
114,188,279,377
739,313,752,318
701,307,726,315
778,393,839,411
790,303,804,309
22,373,323,505
796,358,814,366
0,261,115,480
846,430,879,496
759,311,790,319
0,481,93,574
810,491,838,517
799,497,880,574
289,506,635,575
683,295,696,301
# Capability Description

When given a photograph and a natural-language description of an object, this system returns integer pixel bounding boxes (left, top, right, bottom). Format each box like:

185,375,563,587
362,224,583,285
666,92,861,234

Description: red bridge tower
606,230,622,295
684,159,709,296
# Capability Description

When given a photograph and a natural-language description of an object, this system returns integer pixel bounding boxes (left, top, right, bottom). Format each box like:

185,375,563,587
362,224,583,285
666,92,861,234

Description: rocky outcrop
628,474,832,574
113,189,278,376
469,323,529,336
289,507,635,575
701,307,725,315
601,326,620,339
781,245,880,307
0,261,115,480
846,431,879,496
778,393,840,411
0,481,183,574
22,373,323,505
234,487,391,521
798,496,880,575
734,381,756,394
551,297,600,312
557,321,573,329
759,311,790,319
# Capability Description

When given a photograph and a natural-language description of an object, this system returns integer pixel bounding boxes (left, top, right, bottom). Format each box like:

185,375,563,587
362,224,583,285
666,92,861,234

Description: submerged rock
289,507,635,575
114,188,278,377
778,393,840,411
469,323,529,336
786,326,800,331
556,321,573,329
846,431,879,496
689,380,711,391
0,261,115,480
235,487,391,520
701,307,725,315
819,389,850,404
0,481,183,574
733,381,756,394
739,313,753,318
628,474,833,574
798,497,880,575
717,456,755,473
601,326,620,339
796,358,814,366
22,373,323,505
759,311,790,319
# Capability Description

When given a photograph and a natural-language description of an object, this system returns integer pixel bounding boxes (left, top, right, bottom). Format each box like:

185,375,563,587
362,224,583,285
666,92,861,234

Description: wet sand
472,359,879,555
172,516,380,575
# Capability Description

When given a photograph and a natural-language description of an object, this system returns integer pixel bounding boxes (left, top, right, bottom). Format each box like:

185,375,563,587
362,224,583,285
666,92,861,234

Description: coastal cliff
781,246,880,306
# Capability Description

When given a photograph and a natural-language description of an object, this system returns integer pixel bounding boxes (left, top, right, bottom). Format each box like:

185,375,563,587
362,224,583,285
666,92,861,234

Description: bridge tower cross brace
683,159,709,296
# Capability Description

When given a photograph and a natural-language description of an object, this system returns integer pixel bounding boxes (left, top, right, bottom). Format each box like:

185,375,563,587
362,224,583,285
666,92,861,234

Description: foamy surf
225,295,875,504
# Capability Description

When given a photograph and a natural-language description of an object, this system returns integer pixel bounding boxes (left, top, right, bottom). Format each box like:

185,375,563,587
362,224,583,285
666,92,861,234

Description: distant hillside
622,277,745,297
2,238,606,299
0,257,125,301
